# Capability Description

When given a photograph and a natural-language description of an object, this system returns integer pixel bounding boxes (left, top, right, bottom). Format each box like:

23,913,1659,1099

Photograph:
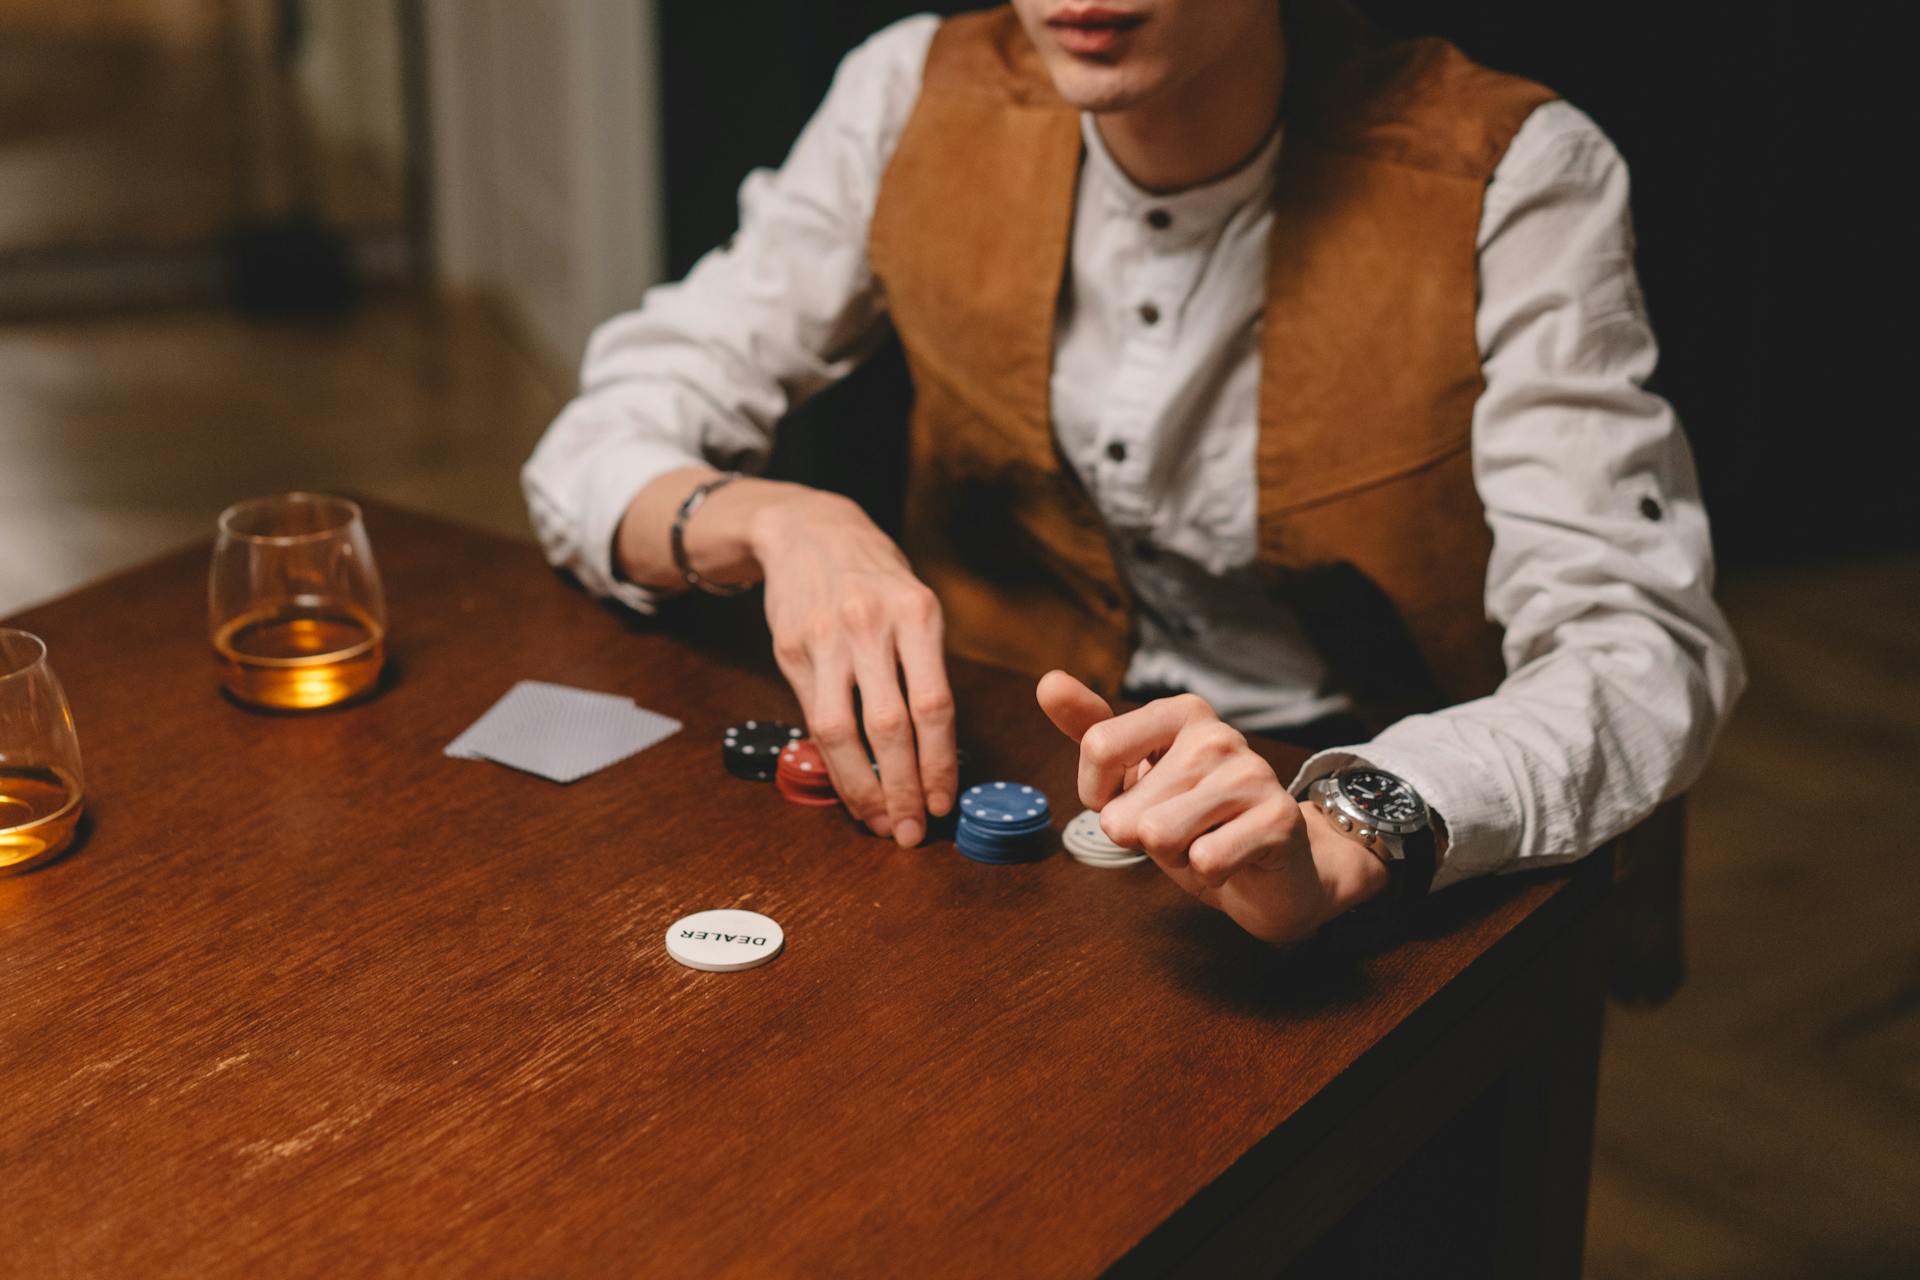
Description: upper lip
1048,6,1146,28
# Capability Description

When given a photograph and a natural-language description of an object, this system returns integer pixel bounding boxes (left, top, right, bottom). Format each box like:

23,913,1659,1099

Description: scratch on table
236,1101,377,1168
66,1053,131,1084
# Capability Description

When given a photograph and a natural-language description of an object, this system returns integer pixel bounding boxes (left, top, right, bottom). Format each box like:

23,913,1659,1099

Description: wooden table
1,505,1611,1277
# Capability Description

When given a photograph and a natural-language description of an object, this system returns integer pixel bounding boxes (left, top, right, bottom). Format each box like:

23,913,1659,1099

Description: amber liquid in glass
212,601,385,710
0,764,83,871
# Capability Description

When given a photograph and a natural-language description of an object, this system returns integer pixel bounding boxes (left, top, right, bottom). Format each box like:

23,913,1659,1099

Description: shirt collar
1079,112,1283,238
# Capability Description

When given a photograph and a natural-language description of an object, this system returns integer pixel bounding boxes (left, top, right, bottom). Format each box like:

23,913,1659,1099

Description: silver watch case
1309,770,1430,863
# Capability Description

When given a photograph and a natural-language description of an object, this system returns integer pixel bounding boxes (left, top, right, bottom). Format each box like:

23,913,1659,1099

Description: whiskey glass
0,629,85,873
209,494,388,710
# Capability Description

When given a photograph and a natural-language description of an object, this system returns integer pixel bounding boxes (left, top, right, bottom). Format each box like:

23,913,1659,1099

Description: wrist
617,469,806,591
1325,829,1393,916
744,485,859,567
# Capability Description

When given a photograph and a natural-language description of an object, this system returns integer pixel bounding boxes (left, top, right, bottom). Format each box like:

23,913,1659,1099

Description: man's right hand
616,469,954,847
746,489,956,846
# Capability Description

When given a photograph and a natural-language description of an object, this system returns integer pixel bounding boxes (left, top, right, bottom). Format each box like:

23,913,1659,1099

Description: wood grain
0,503,1604,1277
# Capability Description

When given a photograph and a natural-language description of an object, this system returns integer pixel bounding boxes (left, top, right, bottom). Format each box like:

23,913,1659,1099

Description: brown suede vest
868,2,1556,723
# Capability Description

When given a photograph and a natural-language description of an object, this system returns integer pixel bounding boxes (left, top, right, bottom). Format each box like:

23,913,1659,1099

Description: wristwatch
1308,766,1439,903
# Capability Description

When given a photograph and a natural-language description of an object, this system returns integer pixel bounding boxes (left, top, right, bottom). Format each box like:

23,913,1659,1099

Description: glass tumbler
209,494,388,711
0,629,85,873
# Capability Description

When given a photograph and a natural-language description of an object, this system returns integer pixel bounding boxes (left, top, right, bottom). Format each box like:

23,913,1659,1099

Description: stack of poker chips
954,782,1052,864
776,738,840,807
723,720,803,781
1062,809,1148,869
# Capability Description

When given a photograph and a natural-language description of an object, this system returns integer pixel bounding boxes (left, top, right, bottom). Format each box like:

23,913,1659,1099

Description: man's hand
749,489,957,846
613,470,956,846
1036,670,1388,944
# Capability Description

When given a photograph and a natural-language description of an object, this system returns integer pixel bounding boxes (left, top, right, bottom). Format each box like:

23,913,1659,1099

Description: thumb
1036,669,1112,743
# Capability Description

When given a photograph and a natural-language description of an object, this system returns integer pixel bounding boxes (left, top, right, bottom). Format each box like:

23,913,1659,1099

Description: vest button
1132,538,1157,562
1146,209,1172,230
1138,302,1161,326
1105,441,1128,463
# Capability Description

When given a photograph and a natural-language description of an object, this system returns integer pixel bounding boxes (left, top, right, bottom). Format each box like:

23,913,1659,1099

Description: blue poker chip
957,848,1046,866
958,782,1050,825
955,837,1049,865
954,818,1048,847
951,781,1053,864
952,832,1044,859
956,818,1050,844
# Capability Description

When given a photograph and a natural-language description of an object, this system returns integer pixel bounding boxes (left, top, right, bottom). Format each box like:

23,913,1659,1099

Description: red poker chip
776,738,839,806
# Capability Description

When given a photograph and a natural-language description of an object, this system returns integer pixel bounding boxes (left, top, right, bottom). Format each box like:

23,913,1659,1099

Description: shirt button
1146,209,1172,230
1138,302,1161,326
1132,538,1158,562
1105,441,1128,463
1639,495,1664,521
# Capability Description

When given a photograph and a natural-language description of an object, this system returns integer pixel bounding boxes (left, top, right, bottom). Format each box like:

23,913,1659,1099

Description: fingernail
927,792,952,817
869,814,893,837
896,819,924,847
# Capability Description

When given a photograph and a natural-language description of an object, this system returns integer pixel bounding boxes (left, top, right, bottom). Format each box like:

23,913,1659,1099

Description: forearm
524,18,935,609
1294,613,1735,891
613,468,832,593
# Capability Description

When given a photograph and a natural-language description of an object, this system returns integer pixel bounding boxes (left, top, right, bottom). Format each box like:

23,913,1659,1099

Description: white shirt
523,14,1745,890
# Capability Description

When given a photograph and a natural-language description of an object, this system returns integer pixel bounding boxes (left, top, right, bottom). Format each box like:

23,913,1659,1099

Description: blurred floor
1,294,1914,1276
0,295,564,614
1585,555,1920,1278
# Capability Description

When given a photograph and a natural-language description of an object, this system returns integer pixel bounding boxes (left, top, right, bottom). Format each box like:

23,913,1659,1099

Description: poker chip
776,738,841,807
954,781,1052,864
1063,808,1148,869
665,908,784,973
723,720,802,782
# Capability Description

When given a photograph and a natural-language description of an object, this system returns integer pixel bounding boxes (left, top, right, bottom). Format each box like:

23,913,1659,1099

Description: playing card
445,681,681,783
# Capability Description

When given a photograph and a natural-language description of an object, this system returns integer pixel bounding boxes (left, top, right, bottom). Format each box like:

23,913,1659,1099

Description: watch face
1340,768,1424,826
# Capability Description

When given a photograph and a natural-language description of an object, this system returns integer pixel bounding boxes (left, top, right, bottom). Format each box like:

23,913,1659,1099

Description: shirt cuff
1288,735,1521,893
569,436,701,614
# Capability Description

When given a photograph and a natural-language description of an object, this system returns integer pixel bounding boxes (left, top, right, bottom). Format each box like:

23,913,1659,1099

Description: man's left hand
1036,670,1390,945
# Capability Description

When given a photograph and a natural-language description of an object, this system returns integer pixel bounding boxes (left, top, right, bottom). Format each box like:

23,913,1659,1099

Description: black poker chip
723,720,802,782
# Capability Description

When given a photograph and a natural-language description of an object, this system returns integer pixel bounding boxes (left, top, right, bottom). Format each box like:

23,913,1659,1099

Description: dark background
659,1,1902,570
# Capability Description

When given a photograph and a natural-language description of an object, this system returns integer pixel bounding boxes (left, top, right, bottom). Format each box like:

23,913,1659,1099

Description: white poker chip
1063,809,1147,868
665,909,784,972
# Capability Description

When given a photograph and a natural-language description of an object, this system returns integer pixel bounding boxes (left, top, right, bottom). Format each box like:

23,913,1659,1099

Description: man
524,0,1743,945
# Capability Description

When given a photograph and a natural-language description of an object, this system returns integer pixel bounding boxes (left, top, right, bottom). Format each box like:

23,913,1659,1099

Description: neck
1094,14,1287,194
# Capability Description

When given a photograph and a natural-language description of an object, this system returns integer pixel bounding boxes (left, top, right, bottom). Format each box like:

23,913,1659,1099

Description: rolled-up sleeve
1294,102,1746,890
521,14,939,609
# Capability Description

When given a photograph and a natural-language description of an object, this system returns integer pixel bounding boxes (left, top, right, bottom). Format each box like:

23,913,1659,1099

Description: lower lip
1050,22,1141,56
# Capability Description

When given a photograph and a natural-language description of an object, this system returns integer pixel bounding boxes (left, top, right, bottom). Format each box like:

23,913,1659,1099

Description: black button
1105,441,1128,463
1146,209,1172,230
1095,585,1124,610
1132,538,1158,561
1639,496,1663,521
1138,302,1161,325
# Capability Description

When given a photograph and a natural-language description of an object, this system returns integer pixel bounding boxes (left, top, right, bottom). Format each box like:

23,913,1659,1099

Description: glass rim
0,627,50,684
216,492,365,546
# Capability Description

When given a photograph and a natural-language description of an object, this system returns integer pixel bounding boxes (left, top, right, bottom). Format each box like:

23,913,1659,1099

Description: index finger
1076,693,1215,811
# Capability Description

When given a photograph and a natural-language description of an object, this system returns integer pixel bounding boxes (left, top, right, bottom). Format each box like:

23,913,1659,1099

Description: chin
1040,57,1166,113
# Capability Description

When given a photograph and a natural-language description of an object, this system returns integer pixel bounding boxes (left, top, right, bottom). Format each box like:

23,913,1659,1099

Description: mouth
1045,6,1147,58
